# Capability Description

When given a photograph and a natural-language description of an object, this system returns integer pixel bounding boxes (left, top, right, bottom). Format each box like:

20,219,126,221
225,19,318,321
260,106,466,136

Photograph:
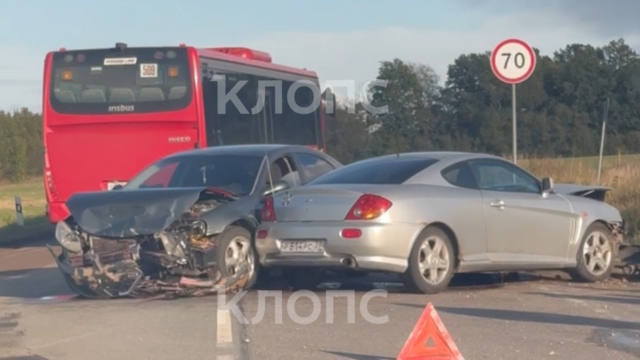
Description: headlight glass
55,221,83,253
191,219,207,236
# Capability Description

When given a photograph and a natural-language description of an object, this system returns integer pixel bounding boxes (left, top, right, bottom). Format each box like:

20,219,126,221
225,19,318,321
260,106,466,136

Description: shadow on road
250,271,570,294
0,231,54,250
0,268,73,299
524,291,640,306
320,350,394,360
422,306,640,331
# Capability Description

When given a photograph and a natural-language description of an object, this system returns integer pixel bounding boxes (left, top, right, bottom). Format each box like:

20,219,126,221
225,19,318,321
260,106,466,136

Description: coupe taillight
345,194,392,220
261,196,276,222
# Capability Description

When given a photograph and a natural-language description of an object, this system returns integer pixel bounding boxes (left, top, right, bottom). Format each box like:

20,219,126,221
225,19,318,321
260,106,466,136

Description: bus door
250,86,275,144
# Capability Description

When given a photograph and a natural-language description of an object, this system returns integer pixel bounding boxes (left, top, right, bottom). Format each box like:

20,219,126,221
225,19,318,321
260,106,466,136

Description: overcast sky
1,0,638,112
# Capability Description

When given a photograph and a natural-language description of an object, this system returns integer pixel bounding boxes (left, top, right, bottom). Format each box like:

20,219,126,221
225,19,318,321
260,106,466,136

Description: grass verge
0,178,52,244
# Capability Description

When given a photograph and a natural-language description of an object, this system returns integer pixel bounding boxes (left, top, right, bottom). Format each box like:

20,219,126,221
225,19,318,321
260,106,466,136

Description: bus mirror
322,88,337,116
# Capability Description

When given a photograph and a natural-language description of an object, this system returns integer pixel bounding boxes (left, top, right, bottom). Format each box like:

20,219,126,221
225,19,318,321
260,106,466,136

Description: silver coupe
254,152,625,293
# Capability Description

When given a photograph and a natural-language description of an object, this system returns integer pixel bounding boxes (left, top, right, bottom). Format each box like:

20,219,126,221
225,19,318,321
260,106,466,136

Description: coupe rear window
309,157,438,185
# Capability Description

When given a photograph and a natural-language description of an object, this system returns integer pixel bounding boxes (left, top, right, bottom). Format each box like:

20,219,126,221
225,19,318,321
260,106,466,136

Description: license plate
280,240,325,253
107,181,127,190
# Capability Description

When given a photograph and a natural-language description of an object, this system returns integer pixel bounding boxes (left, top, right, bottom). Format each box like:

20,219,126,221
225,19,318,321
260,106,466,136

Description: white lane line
217,309,233,344
216,355,235,360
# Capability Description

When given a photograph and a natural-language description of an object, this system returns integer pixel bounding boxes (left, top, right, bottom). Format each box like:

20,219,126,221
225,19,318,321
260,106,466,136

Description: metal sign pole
512,84,517,164
597,98,610,183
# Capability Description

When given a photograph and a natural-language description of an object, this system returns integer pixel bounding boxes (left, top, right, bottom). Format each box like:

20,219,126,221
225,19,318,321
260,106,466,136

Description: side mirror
261,180,289,198
112,184,124,190
541,177,554,194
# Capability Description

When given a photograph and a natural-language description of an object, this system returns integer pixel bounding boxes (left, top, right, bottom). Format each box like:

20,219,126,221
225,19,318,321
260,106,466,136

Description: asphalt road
2,237,640,360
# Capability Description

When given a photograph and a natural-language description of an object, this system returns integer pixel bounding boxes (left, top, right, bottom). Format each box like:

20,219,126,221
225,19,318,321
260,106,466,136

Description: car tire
282,268,324,290
570,222,617,283
216,226,259,289
401,227,455,294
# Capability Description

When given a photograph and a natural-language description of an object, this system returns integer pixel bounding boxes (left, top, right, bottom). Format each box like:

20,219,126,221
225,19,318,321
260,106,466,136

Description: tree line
326,38,640,164
0,109,43,182
1,38,639,182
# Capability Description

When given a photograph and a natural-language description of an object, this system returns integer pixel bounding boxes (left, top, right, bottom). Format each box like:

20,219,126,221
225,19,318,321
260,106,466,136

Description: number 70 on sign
490,39,536,85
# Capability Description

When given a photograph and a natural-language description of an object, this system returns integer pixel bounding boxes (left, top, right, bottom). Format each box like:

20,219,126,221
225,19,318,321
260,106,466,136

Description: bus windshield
49,47,192,114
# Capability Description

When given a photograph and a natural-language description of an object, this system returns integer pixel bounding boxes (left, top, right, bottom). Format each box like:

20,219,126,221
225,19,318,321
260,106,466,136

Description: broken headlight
55,221,83,253
191,219,207,236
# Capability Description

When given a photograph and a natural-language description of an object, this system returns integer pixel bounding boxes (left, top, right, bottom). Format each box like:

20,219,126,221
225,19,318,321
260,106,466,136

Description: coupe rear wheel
402,227,455,294
217,226,259,289
570,222,616,282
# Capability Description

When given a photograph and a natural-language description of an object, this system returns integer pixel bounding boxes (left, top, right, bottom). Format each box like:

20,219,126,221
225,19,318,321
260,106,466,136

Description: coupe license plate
107,181,127,190
280,240,325,253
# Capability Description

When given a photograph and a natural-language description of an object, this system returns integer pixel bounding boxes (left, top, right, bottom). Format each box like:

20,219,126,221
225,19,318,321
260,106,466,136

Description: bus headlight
55,221,83,253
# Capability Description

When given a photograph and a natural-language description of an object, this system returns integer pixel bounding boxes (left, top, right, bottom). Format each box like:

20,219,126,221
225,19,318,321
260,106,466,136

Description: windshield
124,154,264,196
309,157,438,185
49,47,192,114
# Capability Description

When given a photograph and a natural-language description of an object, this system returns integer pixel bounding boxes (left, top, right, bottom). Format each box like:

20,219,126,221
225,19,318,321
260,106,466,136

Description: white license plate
108,181,127,190
280,240,325,253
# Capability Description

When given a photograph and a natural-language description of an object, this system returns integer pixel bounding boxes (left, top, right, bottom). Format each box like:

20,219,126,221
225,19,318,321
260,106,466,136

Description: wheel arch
229,217,258,235
412,222,462,271
586,218,623,250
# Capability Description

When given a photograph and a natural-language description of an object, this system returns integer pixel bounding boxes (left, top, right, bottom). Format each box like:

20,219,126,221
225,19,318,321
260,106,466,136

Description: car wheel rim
418,236,450,285
225,236,255,278
582,231,612,276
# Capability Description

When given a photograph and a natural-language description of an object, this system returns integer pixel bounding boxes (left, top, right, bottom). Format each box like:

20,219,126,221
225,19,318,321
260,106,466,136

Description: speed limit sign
491,38,536,84
491,38,536,164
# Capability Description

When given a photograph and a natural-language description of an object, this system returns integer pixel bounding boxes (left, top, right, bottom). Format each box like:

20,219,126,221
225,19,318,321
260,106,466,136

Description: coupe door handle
490,200,505,208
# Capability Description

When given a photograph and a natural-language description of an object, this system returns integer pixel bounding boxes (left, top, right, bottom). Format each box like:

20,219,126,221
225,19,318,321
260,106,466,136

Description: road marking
216,309,233,344
217,355,235,360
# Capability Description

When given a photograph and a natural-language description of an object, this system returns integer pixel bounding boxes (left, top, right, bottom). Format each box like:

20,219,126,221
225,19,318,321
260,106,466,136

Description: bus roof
196,46,318,79
49,44,319,80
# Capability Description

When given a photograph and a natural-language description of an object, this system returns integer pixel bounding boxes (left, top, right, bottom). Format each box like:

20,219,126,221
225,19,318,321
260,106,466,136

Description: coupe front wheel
570,223,616,283
401,227,455,294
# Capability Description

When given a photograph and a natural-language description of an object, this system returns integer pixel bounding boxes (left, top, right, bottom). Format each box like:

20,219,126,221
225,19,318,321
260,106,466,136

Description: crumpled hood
554,183,611,195
554,183,611,201
65,187,207,238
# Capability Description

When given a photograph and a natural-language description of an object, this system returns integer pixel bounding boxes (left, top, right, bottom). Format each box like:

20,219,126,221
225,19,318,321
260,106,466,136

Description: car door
292,152,339,184
440,161,489,262
468,158,576,265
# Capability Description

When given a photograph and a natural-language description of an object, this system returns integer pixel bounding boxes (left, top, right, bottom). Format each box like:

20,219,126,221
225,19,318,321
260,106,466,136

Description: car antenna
265,150,275,195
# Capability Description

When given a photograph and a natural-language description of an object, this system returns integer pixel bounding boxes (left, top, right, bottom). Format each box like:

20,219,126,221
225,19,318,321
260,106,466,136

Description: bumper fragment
46,244,250,299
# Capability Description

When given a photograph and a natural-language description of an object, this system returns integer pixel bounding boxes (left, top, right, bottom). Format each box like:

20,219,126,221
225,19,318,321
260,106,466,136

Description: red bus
43,43,333,223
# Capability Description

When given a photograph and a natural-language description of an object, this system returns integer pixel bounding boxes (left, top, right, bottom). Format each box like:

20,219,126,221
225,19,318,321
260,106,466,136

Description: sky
1,0,639,112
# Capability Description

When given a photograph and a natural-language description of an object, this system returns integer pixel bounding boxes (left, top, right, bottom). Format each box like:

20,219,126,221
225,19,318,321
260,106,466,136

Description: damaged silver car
47,144,342,299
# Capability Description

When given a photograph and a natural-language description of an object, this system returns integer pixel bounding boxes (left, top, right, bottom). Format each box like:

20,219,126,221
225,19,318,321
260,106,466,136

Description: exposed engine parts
50,194,249,300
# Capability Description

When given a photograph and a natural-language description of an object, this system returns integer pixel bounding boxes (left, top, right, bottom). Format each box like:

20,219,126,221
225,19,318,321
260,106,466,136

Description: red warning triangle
397,303,465,360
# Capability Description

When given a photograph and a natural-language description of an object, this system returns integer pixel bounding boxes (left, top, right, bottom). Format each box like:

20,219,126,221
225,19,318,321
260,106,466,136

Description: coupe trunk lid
271,185,375,222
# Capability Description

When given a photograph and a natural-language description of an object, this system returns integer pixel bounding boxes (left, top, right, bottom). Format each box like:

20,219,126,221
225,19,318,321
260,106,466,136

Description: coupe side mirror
541,177,554,194
261,180,289,198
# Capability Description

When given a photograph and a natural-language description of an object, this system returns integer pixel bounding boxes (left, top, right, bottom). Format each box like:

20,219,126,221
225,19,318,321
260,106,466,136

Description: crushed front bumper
47,244,251,299
47,244,143,299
